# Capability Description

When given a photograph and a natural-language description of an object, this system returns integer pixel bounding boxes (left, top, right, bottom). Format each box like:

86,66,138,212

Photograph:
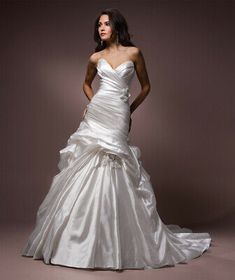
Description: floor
1,214,235,280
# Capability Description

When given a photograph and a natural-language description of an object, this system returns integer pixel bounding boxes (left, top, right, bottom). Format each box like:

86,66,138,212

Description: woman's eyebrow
98,20,109,24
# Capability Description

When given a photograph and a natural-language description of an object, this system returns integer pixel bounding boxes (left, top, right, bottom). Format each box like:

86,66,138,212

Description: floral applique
120,87,131,102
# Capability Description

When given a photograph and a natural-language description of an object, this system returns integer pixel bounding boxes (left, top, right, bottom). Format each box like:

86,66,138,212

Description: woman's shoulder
88,50,104,65
126,46,143,64
127,46,141,57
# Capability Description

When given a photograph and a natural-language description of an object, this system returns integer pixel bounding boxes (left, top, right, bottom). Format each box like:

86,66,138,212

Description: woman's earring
100,40,103,46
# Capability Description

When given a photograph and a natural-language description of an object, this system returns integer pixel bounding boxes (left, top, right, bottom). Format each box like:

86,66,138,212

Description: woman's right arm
82,54,98,118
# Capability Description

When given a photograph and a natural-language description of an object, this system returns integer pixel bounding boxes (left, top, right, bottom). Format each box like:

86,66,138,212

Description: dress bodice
96,58,135,102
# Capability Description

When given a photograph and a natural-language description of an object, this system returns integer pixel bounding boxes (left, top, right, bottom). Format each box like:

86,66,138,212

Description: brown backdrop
1,0,234,227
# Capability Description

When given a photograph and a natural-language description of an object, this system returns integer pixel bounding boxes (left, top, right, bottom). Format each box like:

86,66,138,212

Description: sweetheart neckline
97,58,134,71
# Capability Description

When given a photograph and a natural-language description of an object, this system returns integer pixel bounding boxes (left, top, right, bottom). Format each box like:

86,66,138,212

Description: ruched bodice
65,57,137,161
96,58,135,102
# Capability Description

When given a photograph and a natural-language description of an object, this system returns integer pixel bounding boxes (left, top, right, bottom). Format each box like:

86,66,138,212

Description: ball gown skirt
21,58,212,270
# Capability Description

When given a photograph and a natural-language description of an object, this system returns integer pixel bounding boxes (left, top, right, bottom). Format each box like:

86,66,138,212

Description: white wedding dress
21,57,212,270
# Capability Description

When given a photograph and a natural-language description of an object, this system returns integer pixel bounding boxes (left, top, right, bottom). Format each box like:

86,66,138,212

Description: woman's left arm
130,48,151,115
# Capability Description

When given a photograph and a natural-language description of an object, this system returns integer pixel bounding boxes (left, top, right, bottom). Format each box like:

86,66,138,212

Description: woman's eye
98,22,109,27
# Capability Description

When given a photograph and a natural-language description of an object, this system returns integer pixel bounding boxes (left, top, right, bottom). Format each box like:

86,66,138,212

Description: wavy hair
94,8,136,52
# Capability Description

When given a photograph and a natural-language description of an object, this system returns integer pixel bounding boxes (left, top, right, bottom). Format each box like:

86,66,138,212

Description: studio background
1,0,234,228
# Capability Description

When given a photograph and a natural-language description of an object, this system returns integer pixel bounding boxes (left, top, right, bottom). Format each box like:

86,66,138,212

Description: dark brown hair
94,8,136,52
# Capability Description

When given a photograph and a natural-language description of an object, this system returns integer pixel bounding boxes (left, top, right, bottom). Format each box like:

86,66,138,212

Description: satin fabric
21,58,212,270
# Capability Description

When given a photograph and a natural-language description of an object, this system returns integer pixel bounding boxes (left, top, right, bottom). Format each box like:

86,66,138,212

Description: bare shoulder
127,46,144,63
127,46,140,56
88,51,104,66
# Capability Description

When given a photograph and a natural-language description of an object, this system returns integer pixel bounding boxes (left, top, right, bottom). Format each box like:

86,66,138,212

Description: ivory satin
21,58,212,270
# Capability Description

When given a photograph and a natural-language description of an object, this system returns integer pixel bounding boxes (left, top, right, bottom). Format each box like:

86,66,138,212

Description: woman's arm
82,54,98,101
81,54,98,118
130,48,151,115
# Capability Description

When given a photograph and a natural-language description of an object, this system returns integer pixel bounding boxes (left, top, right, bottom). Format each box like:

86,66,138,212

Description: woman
21,8,212,270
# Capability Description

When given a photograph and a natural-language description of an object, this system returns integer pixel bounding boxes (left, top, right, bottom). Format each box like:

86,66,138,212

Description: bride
21,8,212,270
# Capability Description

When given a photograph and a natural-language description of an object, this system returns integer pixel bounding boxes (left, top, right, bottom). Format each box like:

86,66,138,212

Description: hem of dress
21,253,193,271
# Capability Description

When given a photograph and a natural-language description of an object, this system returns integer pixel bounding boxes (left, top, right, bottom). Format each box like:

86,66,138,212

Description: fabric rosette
120,87,131,102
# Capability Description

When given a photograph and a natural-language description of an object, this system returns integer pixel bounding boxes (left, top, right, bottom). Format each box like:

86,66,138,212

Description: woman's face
98,14,113,42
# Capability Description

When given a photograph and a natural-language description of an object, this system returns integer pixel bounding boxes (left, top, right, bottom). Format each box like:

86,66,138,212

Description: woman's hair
94,8,136,52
